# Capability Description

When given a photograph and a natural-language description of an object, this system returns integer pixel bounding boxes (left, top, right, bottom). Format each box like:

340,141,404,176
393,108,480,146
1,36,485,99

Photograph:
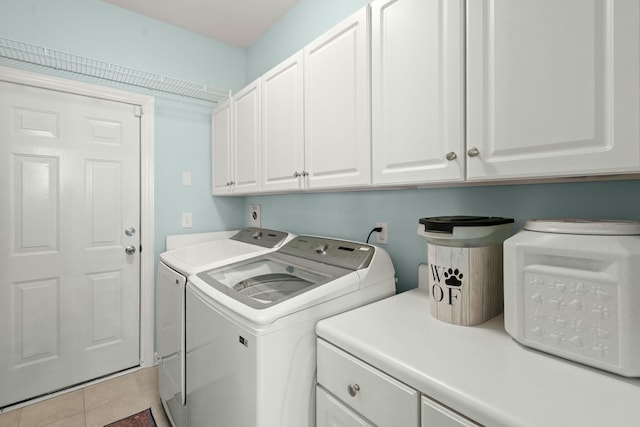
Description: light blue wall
244,0,640,293
0,0,248,262
246,0,370,81
246,181,640,293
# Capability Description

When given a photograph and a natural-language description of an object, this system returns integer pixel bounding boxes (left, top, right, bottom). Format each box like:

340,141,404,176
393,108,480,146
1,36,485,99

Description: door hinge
134,105,142,117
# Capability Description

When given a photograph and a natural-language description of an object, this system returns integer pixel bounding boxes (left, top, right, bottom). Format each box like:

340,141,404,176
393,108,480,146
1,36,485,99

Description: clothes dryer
186,235,396,427
157,227,293,427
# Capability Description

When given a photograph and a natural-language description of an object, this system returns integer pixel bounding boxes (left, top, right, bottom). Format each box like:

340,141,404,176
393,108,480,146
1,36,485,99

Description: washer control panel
231,227,289,249
278,236,375,271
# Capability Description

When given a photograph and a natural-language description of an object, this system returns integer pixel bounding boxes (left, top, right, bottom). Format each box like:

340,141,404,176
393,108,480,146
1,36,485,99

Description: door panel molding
0,65,155,374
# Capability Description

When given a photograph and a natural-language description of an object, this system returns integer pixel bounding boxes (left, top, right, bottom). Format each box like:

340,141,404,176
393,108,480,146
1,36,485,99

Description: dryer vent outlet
249,204,261,227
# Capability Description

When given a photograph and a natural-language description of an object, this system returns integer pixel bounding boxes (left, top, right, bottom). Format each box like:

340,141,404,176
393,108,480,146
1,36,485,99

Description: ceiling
103,0,300,48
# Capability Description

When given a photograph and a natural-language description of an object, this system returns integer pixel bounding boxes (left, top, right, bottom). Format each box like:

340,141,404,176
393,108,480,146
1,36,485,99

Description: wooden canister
427,243,504,326
418,216,514,326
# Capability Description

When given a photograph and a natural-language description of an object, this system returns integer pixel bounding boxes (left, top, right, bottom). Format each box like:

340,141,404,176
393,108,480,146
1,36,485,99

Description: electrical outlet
249,204,261,227
182,212,192,228
376,222,388,244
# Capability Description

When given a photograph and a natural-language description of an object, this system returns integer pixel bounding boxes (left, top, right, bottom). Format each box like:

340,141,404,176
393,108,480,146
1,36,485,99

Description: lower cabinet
317,386,374,427
317,339,480,427
421,396,479,427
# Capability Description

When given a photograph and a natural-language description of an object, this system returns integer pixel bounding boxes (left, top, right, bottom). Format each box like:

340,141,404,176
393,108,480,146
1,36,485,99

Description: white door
211,99,233,195
233,79,261,194
466,0,640,180
304,6,371,190
261,50,305,193
372,0,464,185
0,80,141,407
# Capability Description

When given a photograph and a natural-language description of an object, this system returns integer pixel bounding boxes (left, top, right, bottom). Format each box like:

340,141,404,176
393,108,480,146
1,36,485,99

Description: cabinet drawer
317,385,374,427
421,396,480,427
317,339,419,427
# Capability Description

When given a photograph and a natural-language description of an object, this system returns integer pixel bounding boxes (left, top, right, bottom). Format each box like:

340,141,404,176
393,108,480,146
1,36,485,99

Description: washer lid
194,252,352,309
524,219,640,235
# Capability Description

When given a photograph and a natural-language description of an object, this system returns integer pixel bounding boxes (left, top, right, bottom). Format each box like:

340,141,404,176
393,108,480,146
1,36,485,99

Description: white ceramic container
504,219,640,377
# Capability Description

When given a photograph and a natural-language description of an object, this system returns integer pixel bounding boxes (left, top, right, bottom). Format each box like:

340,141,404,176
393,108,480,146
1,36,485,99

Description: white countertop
316,288,640,427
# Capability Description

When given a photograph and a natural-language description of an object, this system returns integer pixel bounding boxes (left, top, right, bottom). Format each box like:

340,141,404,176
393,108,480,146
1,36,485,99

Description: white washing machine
156,227,293,427
185,235,396,427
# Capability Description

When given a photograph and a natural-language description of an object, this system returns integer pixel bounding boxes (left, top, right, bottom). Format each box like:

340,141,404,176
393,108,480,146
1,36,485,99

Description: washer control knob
252,231,263,240
315,244,328,254
347,384,360,397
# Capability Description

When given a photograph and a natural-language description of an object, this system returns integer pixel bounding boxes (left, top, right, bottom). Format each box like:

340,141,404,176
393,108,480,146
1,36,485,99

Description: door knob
125,245,136,255
467,147,480,157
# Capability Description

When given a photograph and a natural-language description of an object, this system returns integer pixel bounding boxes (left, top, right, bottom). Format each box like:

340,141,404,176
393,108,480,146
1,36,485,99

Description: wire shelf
0,37,230,103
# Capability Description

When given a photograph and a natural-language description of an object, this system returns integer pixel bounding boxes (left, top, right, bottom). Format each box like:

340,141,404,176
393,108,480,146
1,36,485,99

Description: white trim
0,65,155,369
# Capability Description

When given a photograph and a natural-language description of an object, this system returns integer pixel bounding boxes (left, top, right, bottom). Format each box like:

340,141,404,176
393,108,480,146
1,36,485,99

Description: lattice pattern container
504,219,640,377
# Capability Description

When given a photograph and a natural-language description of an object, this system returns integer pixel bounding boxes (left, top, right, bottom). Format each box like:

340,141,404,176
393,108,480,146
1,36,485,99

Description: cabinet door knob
467,147,480,157
293,171,301,178
445,152,457,161
229,180,235,186
301,171,309,177
347,384,360,397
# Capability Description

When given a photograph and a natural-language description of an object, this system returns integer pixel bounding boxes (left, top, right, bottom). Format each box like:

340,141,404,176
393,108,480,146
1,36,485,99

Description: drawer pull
347,383,360,397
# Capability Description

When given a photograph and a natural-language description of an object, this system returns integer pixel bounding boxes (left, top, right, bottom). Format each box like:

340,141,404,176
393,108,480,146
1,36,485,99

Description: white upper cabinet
232,79,261,194
466,0,640,180
211,99,233,195
304,6,372,190
261,50,305,193
372,0,464,185
212,80,261,195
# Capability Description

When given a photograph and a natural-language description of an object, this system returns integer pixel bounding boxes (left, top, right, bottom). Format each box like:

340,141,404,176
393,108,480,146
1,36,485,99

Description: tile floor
0,367,171,427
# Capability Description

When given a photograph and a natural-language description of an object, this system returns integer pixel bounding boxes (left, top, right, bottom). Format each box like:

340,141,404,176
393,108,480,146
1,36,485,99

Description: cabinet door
233,79,261,194
317,386,374,427
421,396,479,427
304,6,371,190
467,0,640,180
261,51,305,192
372,0,464,185
211,99,233,195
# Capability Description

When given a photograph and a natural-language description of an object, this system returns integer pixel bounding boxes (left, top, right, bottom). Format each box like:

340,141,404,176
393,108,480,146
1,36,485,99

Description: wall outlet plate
376,222,388,244
249,204,261,227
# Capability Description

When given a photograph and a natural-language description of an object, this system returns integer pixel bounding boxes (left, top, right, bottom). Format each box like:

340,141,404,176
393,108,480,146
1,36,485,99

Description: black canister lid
419,215,515,233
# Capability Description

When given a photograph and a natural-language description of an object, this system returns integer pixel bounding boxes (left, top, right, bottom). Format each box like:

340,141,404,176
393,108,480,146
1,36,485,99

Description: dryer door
157,261,187,427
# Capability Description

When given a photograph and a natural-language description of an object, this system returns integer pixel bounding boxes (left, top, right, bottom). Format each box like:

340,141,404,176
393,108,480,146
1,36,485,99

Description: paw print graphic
444,268,463,287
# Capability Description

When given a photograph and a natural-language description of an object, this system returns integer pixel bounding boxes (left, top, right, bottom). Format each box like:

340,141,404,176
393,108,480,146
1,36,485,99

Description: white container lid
524,219,640,235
